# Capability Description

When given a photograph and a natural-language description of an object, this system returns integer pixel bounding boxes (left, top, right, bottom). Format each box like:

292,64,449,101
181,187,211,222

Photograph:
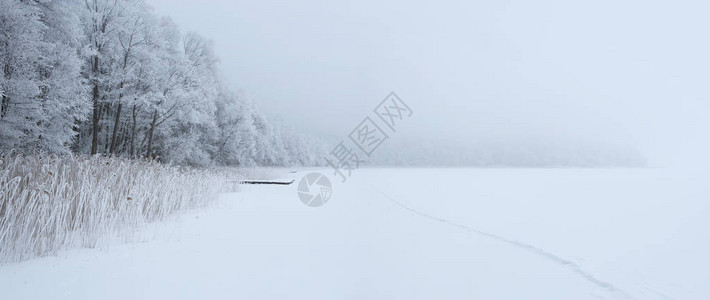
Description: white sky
147,0,710,166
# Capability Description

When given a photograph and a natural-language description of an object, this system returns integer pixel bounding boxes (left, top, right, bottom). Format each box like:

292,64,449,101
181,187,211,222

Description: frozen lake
1,168,708,299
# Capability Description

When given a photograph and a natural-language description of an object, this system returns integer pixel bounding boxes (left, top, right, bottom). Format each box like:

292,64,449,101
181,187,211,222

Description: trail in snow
370,186,636,300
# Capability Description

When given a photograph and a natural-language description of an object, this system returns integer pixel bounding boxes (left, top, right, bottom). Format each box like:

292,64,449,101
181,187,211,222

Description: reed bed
0,154,232,263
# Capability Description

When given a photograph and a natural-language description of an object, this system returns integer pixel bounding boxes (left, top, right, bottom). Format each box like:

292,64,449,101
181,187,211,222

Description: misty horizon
145,0,710,168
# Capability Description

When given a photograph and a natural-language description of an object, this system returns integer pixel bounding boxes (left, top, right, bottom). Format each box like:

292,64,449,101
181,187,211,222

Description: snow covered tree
0,0,88,153
79,0,123,154
0,0,49,152
157,31,219,166
35,0,90,153
1,0,326,167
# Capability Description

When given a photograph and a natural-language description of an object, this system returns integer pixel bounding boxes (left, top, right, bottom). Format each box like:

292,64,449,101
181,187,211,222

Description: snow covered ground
1,168,708,299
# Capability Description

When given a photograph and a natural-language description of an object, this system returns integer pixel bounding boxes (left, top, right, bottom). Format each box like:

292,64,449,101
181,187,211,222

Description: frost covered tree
0,0,88,153
78,0,125,155
36,0,90,153
0,0,326,167
156,31,219,165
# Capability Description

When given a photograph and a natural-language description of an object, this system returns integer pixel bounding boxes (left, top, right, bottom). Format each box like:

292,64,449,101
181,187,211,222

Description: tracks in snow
370,186,635,300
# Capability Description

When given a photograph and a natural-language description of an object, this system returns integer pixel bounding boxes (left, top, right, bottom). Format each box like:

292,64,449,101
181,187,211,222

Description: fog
147,0,710,167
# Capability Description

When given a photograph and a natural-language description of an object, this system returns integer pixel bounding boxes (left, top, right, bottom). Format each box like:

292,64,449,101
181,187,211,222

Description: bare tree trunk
146,110,158,159
89,0,108,155
1,49,8,119
0,94,8,119
103,110,109,153
90,58,99,155
109,102,122,154
129,104,137,158
111,46,131,155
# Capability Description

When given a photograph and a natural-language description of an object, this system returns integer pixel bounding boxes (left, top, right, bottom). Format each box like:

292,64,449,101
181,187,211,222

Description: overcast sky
147,0,710,166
